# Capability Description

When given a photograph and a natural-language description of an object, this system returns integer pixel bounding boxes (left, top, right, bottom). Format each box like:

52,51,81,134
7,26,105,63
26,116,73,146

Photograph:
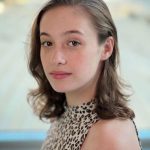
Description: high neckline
65,98,96,109
61,99,98,122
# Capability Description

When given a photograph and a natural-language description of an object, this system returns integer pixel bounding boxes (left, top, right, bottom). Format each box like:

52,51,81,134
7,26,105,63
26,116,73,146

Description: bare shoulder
81,119,141,150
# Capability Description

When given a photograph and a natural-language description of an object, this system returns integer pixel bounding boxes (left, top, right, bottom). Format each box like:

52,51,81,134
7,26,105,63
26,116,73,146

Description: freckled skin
40,6,104,103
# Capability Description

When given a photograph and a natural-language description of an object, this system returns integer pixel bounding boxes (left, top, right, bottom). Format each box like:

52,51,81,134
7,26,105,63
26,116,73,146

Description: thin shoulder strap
132,119,143,150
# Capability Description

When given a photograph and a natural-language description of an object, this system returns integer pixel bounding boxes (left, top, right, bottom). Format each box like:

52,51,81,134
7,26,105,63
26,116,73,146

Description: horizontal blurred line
0,130,150,142
0,131,46,142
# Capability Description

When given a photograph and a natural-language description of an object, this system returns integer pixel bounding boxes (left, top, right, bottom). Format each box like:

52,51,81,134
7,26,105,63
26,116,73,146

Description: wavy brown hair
27,0,135,121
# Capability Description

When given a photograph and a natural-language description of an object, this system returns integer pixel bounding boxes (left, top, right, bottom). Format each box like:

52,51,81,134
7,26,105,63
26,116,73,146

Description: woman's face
40,6,105,94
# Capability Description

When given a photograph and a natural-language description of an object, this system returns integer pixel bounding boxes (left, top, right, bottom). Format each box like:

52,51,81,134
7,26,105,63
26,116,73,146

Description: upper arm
81,119,141,150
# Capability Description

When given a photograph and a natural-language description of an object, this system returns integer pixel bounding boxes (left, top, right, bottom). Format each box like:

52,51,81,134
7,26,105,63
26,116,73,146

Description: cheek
40,52,44,66
70,52,99,73
67,55,86,80
40,51,47,71
69,53,86,67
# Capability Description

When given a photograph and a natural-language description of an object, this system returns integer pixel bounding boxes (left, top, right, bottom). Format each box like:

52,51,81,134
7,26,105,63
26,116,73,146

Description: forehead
39,6,96,35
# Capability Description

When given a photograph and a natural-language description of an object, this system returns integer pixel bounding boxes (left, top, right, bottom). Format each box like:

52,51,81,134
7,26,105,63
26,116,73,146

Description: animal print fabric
41,99,142,150
41,99,100,150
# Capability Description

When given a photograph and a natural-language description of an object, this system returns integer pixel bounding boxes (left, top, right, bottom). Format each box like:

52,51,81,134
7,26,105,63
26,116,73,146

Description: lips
50,71,72,79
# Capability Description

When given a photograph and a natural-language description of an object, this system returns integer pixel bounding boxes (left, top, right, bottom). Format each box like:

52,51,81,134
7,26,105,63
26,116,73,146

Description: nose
50,48,67,65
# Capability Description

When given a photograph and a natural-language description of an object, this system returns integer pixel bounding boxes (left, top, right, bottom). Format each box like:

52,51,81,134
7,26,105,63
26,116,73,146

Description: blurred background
0,0,150,149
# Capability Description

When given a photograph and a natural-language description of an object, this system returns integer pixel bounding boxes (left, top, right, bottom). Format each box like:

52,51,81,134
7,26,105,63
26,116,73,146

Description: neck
65,80,97,107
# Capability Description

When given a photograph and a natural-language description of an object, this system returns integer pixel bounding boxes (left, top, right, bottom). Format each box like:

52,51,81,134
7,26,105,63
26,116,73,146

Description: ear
101,36,114,61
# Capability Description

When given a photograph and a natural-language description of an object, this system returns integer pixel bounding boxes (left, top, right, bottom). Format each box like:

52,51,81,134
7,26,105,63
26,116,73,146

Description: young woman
28,0,142,149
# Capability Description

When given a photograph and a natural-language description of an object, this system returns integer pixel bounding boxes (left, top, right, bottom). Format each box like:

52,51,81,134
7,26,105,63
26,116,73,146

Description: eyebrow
40,32,50,37
63,30,84,36
40,30,84,37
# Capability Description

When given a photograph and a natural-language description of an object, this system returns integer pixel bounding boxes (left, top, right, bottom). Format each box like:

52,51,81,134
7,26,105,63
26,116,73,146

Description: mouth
50,71,72,80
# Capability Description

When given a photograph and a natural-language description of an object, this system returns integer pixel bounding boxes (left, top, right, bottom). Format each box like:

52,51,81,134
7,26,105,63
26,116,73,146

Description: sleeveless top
41,99,142,150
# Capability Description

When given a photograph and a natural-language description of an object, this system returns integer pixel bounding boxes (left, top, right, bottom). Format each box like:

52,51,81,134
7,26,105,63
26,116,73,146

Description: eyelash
40,40,81,48
41,41,52,47
67,40,81,47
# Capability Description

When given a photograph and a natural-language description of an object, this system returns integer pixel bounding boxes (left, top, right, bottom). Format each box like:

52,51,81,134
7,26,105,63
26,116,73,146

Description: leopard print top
41,99,99,150
41,99,142,150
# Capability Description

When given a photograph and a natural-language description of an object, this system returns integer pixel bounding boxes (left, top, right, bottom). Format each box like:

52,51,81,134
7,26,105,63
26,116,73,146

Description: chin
53,89,66,93
49,81,77,94
51,86,69,93
52,85,78,94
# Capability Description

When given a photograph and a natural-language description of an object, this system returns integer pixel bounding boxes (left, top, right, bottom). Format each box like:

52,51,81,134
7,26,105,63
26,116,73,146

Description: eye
68,40,81,47
41,41,52,47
